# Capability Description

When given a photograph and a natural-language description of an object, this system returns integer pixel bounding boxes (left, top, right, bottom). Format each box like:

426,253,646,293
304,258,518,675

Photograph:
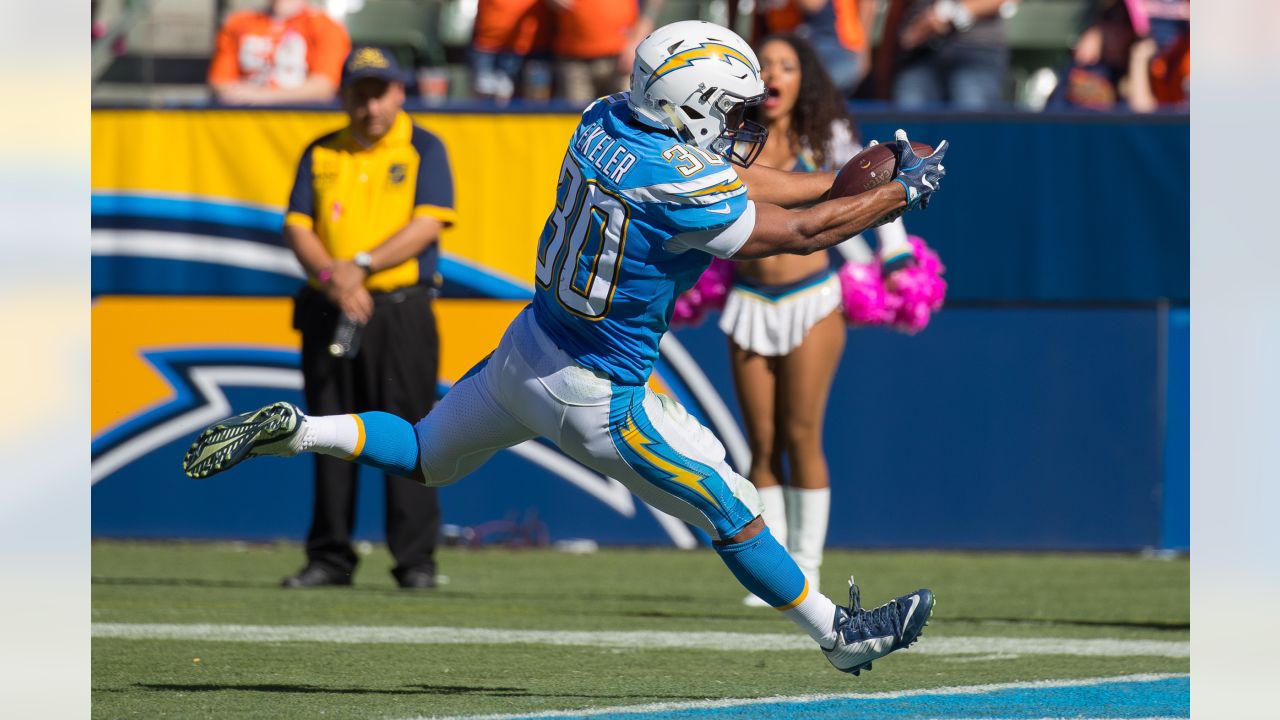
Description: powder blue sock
715,526,808,608
352,412,421,476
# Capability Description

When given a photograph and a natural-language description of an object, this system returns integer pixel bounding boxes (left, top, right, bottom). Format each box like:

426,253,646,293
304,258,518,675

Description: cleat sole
181,403,298,479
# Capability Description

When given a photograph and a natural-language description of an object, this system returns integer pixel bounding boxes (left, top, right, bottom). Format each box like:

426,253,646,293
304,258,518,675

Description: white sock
782,584,839,646
784,486,830,589
756,485,788,549
299,413,362,458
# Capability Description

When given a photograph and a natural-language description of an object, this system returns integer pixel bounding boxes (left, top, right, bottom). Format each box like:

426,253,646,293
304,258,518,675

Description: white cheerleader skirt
718,269,843,356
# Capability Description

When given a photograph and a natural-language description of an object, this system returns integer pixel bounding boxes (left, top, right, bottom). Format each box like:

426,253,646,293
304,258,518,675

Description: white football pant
414,307,763,541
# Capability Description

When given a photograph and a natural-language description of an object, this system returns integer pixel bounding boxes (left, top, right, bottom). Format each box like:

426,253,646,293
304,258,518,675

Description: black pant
294,285,440,582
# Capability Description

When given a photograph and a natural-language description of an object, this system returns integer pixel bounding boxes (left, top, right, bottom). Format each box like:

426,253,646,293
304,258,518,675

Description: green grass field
92,541,1188,719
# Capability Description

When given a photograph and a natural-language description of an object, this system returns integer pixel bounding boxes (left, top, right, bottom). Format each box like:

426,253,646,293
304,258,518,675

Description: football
829,140,934,200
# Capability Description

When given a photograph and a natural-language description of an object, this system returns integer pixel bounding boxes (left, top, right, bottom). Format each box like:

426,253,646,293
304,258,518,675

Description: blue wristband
894,177,917,209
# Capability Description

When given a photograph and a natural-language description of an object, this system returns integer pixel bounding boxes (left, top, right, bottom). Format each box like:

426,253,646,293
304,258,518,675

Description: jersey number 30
536,155,630,320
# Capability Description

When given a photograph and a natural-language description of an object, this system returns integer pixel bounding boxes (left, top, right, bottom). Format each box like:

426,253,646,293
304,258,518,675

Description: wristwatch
934,0,975,32
353,251,374,275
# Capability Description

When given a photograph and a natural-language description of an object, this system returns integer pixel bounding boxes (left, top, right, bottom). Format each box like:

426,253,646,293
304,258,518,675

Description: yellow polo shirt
284,112,457,292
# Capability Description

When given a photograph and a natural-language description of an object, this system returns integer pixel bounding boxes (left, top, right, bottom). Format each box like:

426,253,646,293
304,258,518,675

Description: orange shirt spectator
470,0,555,101
208,0,351,105
760,0,870,54
473,0,554,56
1132,0,1189,109
756,0,875,95
1148,31,1188,106
551,0,638,60
548,0,655,104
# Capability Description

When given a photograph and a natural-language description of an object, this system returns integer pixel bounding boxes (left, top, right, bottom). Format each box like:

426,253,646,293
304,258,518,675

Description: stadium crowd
89,0,1188,112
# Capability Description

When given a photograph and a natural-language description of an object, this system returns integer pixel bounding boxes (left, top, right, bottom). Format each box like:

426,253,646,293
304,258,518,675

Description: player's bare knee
718,516,765,545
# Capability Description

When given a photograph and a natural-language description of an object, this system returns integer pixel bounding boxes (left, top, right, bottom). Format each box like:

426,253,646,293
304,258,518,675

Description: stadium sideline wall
90,107,1189,551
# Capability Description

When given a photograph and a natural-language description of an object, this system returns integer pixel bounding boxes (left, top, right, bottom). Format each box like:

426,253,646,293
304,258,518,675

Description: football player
184,20,947,676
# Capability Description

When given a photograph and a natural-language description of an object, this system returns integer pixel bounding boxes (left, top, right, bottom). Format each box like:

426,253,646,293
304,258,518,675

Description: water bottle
328,314,365,358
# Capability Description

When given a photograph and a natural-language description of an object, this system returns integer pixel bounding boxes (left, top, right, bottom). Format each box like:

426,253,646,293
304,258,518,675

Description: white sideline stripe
415,673,1188,720
91,623,1189,659
922,636,1188,658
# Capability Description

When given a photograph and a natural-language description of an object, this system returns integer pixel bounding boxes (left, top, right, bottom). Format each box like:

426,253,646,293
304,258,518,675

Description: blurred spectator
281,48,455,589
1138,0,1190,50
1048,0,1187,112
754,0,876,97
879,0,1020,109
617,0,666,78
470,0,556,102
92,0,127,57
1144,0,1189,108
208,0,350,105
548,0,662,103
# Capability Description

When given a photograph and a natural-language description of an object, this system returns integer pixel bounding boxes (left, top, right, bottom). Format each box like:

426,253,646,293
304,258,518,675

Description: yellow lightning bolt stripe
680,178,743,198
649,43,756,87
620,415,722,510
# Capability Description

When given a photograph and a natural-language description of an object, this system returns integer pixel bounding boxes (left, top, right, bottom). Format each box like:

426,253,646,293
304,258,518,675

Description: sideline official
282,47,455,589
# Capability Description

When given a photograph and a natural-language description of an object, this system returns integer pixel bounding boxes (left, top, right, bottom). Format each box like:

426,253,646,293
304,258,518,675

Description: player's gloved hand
889,129,948,211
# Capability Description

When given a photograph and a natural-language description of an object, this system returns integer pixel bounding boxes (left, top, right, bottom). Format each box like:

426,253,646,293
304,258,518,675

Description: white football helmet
629,20,769,167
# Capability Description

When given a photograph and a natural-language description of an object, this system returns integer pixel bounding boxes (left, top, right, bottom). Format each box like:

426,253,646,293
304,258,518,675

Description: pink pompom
884,235,947,334
837,261,892,326
698,258,734,307
671,259,735,328
671,290,705,327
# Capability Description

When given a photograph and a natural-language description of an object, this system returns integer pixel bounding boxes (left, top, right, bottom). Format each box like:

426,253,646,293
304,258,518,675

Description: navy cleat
182,402,306,479
821,578,935,676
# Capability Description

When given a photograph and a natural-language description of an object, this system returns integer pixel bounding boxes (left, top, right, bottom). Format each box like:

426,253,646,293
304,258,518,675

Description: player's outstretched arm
733,130,947,259
733,184,906,259
736,162,836,209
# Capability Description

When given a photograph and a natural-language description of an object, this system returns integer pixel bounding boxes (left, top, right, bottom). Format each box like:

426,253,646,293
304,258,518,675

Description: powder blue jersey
532,94,757,385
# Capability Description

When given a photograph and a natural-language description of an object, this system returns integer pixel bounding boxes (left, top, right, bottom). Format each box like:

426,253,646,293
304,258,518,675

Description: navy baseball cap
342,47,407,85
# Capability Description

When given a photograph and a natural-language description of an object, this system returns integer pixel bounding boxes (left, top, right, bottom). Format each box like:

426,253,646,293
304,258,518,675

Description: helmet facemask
659,89,769,168
708,90,768,167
